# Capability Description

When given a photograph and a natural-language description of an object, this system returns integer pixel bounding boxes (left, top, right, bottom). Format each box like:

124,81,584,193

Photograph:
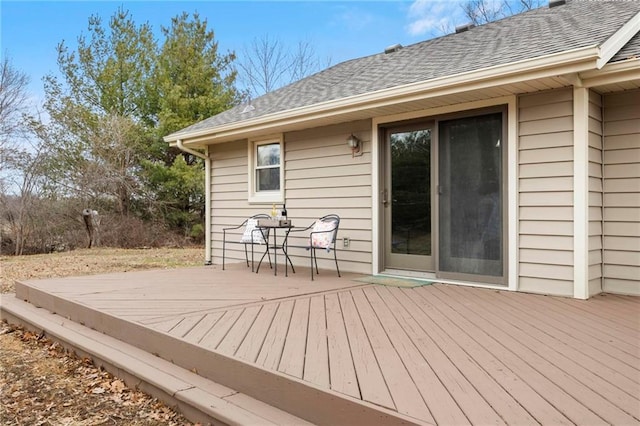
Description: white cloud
406,0,464,37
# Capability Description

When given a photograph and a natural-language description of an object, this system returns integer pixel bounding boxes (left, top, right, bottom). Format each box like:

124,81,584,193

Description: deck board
339,290,395,410
200,308,243,350
236,303,278,363
325,292,360,399
536,296,639,350
398,287,546,425
500,291,640,365
148,316,183,333
428,286,613,425
370,286,474,425
445,285,639,423
218,306,262,356
466,286,640,398
362,287,445,423
278,298,309,379
484,290,640,383
184,312,225,344
303,295,330,388
12,265,640,426
256,300,294,370
353,289,433,421
170,314,204,338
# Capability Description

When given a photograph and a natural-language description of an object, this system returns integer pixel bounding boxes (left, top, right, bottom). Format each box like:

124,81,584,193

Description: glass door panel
438,113,504,278
384,126,433,271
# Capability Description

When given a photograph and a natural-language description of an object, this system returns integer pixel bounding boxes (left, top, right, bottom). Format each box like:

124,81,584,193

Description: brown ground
1,247,204,425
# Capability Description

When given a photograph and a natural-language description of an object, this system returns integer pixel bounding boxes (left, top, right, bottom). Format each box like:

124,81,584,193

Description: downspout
176,139,212,265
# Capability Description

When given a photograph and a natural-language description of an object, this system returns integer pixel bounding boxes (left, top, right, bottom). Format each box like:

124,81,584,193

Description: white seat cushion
311,220,336,248
240,219,265,244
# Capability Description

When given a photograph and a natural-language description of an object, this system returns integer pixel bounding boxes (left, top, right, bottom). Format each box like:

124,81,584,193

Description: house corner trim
573,87,590,299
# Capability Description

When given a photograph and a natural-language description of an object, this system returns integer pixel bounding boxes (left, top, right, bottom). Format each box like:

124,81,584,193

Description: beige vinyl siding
588,90,603,296
602,90,640,295
285,120,372,274
210,140,251,265
518,88,574,297
210,120,373,274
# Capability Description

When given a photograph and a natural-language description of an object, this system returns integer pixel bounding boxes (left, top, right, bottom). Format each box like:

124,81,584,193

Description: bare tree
462,0,503,25
0,55,37,254
237,35,329,98
89,114,144,217
503,0,545,16
462,0,544,25
290,40,330,82
0,54,30,148
0,54,32,196
237,35,290,97
0,138,48,255
41,113,144,217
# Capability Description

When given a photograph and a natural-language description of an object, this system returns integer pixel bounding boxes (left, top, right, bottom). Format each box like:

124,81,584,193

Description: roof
610,32,640,62
167,0,640,141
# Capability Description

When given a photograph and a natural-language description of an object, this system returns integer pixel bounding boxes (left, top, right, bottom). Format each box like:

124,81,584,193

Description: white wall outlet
343,237,350,248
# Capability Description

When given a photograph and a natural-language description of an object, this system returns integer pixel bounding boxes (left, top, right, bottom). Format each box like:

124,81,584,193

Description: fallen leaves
0,247,205,425
0,322,194,425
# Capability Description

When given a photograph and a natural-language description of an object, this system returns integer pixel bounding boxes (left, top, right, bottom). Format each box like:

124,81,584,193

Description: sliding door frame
371,96,518,290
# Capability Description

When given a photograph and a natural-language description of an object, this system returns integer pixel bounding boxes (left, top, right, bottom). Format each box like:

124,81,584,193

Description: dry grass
1,247,204,293
0,247,204,425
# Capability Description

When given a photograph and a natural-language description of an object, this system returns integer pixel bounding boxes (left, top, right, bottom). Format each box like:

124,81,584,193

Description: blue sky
1,0,470,102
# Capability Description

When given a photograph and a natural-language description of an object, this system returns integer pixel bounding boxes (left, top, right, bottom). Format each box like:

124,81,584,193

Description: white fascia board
166,46,600,145
597,11,640,69
581,59,640,88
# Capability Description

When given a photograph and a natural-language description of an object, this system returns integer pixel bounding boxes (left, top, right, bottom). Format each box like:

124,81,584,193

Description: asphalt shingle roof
169,0,640,138
610,32,640,63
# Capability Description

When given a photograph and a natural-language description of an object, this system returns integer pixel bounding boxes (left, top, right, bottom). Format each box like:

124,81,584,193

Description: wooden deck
7,263,640,425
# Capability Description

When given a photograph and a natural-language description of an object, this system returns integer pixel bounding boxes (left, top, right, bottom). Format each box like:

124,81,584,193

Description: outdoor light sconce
346,133,362,157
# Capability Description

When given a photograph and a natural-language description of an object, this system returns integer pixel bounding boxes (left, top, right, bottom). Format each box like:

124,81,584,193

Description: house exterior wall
517,88,575,297
209,140,251,263
283,120,372,273
210,120,373,273
602,89,640,295
207,87,638,298
588,90,604,296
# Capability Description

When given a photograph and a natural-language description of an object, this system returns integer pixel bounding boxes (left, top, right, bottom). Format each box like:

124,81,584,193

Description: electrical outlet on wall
343,237,350,248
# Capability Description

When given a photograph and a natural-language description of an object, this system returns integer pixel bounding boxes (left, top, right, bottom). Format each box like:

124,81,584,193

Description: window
256,143,280,191
249,136,284,203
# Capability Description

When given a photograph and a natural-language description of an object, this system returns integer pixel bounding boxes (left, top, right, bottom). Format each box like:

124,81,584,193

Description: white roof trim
582,58,640,88
597,11,640,69
166,45,599,145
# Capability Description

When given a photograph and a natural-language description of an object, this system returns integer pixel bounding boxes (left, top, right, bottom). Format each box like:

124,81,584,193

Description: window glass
257,143,280,167
390,129,431,256
254,142,281,194
257,168,280,191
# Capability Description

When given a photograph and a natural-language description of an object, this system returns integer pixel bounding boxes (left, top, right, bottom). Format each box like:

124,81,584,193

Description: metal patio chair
222,214,272,271
290,214,341,280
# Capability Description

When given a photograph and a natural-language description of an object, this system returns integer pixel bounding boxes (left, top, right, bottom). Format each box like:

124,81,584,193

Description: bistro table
255,219,295,276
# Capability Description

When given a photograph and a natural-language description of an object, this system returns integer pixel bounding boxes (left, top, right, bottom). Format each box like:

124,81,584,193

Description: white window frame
248,135,284,204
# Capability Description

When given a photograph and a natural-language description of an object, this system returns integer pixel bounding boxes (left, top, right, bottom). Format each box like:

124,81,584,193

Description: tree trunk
82,209,94,248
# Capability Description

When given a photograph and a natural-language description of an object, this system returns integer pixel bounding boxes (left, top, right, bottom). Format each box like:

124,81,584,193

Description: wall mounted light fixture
346,134,362,157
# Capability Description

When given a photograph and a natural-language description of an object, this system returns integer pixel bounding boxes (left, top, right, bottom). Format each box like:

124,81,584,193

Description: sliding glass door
384,124,434,271
381,109,506,283
438,112,504,278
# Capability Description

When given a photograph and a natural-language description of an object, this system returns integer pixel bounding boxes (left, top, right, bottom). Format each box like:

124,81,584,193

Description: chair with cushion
222,214,271,271
291,214,341,280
